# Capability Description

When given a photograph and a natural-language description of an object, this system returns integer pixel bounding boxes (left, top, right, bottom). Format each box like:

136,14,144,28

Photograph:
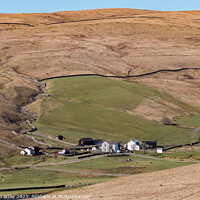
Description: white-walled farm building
21,148,34,156
21,146,40,156
100,141,119,153
156,147,163,153
127,139,142,151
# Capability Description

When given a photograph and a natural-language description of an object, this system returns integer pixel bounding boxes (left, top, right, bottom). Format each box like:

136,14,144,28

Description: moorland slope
1,8,200,154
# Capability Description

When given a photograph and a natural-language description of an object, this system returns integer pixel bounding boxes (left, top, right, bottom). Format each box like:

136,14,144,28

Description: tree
161,116,171,125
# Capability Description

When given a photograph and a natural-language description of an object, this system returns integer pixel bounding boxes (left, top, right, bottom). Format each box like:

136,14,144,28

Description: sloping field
30,76,198,145
41,163,200,200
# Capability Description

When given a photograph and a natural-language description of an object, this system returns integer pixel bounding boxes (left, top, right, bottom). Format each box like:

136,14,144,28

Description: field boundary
0,23,34,27
39,67,200,81
0,184,65,192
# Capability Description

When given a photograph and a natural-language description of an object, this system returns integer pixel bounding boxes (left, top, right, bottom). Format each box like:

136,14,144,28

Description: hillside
29,76,196,145
1,8,200,199
1,8,200,154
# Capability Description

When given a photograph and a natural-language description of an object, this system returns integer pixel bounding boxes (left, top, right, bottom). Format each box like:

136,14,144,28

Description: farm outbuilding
21,146,40,156
56,135,65,140
156,147,163,153
94,139,103,146
79,138,95,146
127,139,142,151
142,141,157,149
58,148,70,155
100,141,119,153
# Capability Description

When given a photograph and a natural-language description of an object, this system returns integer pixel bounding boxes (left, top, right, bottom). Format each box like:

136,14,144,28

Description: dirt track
40,163,200,200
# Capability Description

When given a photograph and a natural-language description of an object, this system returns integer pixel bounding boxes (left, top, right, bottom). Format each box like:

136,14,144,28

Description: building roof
57,135,64,138
133,139,141,144
103,141,118,145
79,138,94,141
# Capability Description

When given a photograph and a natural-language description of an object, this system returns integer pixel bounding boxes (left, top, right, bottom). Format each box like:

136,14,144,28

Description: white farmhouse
127,139,141,151
100,141,119,153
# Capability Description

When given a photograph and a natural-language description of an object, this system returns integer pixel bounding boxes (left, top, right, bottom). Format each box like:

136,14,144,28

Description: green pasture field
33,76,197,145
0,154,69,168
0,168,112,195
45,76,196,113
176,113,200,128
39,154,195,175
137,150,200,161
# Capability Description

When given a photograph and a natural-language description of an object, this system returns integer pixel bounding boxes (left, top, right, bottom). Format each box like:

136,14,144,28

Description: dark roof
32,146,40,149
94,139,103,144
79,138,94,141
57,135,64,137
142,141,157,149
79,138,94,146
142,141,157,144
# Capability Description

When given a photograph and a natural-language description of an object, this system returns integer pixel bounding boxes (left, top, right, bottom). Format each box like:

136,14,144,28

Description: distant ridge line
46,15,165,26
39,67,200,81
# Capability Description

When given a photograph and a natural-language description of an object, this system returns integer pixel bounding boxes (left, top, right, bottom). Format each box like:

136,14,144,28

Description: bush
161,116,171,125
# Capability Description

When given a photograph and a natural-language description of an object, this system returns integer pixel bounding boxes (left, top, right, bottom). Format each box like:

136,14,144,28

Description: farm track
32,167,131,177
25,134,52,147
27,132,76,146
0,139,23,150
0,154,104,171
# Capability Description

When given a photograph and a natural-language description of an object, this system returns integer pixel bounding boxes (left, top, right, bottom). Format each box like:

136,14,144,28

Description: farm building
79,138,95,146
100,141,119,153
58,148,70,155
156,147,163,153
56,135,65,140
142,141,157,149
94,139,103,146
21,146,40,156
127,139,142,151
